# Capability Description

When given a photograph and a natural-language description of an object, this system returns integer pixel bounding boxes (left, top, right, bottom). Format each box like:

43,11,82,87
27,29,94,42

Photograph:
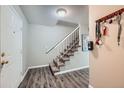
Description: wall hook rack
96,8,124,23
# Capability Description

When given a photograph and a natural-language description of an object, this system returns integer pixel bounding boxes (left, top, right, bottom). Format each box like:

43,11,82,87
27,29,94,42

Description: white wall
14,6,29,75
0,6,1,87
79,5,89,35
89,5,124,88
0,6,1,52
28,24,75,67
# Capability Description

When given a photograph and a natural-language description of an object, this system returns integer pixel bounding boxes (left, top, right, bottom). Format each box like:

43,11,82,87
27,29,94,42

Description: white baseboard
89,84,94,88
17,68,29,87
20,67,29,82
18,64,49,87
28,64,49,69
55,66,89,75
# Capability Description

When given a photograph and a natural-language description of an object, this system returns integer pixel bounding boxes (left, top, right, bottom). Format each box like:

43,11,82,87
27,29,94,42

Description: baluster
67,37,69,48
55,47,57,58
65,39,67,50
61,43,63,53
58,45,60,57
70,34,71,44
71,33,73,42
74,31,75,41
65,40,67,51
75,30,77,39
72,33,73,43
69,34,71,46
78,28,79,39
71,34,73,44
77,29,78,39
73,32,74,41
63,41,65,53
59,45,61,55
75,31,76,39
66,37,68,48
62,42,64,52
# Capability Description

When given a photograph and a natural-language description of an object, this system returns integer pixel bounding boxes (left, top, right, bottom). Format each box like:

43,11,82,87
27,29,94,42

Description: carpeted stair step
62,57,70,61
57,55,70,62
66,52,74,56
75,44,81,48
54,58,65,67
49,63,60,73
56,61,65,67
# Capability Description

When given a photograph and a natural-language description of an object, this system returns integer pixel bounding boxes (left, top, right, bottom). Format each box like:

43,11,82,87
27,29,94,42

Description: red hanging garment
102,26,108,36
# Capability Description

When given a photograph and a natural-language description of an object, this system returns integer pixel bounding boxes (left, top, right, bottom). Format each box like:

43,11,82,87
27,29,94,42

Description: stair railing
46,25,80,62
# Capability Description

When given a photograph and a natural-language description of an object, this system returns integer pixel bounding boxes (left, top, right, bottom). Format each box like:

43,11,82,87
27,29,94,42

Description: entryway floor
19,66,89,88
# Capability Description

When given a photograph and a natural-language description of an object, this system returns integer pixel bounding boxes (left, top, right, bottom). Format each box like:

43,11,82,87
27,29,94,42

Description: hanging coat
95,22,101,45
117,14,122,46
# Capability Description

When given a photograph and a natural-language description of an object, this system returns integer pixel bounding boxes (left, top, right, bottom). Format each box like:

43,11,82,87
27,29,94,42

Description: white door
0,6,23,88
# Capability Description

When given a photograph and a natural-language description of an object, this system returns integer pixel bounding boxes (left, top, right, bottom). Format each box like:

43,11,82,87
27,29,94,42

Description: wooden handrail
46,26,80,54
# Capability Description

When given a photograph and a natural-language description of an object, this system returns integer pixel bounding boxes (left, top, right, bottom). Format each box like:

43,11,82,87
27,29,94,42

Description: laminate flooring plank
26,69,36,88
59,74,74,88
55,75,65,88
19,67,89,88
75,71,89,83
18,70,31,88
79,70,89,78
46,67,57,88
32,68,41,88
68,72,86,88
72,71,88,87
64,73,80,88
40,67,46,88
41,67,49,88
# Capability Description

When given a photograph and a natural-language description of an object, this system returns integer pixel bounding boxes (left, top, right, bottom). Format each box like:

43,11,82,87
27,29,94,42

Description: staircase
46,26,81,75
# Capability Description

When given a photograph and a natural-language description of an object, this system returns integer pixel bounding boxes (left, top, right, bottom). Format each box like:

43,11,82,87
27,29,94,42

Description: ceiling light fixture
56,8,67,17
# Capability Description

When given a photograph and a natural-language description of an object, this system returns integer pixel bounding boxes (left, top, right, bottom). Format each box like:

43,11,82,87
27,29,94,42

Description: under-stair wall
28,24,75,67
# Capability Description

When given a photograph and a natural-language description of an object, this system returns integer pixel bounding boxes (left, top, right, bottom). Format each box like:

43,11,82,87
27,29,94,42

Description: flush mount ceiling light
56,8,67,17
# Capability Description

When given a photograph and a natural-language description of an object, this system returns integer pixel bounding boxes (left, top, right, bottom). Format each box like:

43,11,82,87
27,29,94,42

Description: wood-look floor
19,67,89,88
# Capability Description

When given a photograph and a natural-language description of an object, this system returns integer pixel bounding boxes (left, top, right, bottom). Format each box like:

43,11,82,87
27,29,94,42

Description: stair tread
54,58,65,66
71,48,78,50
62,57,70,61
75,45,81,47
57,61,65,66
50,63,60,72
58,56,70,60
67,52,74,56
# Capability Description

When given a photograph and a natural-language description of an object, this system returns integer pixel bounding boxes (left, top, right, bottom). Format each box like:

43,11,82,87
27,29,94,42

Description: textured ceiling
20,5,86,26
